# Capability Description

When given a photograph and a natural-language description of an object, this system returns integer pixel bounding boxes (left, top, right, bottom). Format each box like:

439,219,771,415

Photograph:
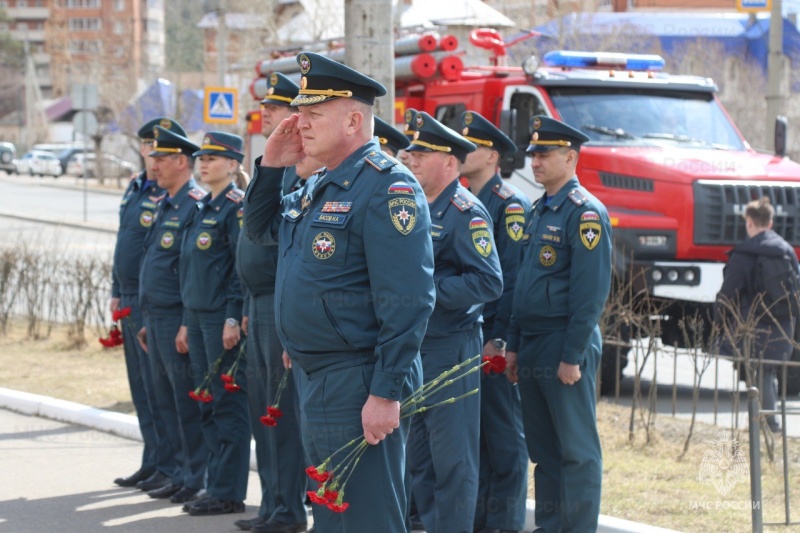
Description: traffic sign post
204,87,238,124
737,0,771,12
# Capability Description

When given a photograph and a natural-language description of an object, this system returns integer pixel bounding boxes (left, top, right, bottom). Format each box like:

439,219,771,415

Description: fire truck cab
395,47,800,391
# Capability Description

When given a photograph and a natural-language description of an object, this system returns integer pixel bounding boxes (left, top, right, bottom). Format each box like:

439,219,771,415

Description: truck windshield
549,88,746,151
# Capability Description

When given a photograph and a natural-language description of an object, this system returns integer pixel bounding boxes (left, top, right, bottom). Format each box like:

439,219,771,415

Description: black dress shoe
187,496,246,516
183,493,211,513
136,471,170,491
148,483,182,499
113,468,154,487
170,486,202,504
251,520,308,533
234,515,269,531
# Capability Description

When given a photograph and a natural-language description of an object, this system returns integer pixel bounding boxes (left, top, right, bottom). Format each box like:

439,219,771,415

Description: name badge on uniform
312,212,349,226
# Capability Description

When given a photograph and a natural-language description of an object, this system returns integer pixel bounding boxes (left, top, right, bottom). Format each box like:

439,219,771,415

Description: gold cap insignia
269,73,278,86
464,112,473,125
405,109,414,124
267,87,275,95
154,128,160,138
532,132,539,141
415,115,424,129
299,54,311,75
413,131,420,140
532,117,542,130
203,136,211,145
159,118,172,129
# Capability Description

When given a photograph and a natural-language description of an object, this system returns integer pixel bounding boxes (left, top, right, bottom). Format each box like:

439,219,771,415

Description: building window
115,0,124,10
113,21,123,34
69,39,102,54
65,0,100,7
69,18,102,31
17,22,28,31
17,0,27,7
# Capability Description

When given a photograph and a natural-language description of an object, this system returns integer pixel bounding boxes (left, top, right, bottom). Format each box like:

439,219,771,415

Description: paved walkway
0,387,680,533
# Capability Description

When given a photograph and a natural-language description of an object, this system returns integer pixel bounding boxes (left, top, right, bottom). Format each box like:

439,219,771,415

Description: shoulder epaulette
188,188,207,201
568,189,588,206
492,182,514,200
225,189,244,204
364,150,398,172
451,191,475,212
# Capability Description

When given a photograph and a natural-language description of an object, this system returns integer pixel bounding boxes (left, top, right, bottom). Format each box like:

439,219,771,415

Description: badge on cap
270,73,278,86
203,136,211,145
415,114,424,129
159,118,172,129
532,117,542,130
299,54,311,74
464,112,473,125
405,109,414,124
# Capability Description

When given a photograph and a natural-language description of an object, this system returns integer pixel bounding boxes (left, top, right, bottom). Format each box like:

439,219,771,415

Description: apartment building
0,0,165,100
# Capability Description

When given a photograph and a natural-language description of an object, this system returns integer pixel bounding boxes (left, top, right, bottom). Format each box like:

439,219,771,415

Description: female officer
178,131,250,517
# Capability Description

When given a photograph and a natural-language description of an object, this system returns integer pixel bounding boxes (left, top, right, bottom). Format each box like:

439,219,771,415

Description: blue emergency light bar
544,50,665,71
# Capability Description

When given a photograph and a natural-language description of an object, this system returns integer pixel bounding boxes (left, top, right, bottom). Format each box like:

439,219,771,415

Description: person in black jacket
716,197,800,433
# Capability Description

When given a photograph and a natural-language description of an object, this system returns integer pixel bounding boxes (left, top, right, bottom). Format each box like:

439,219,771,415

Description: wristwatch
491,338,507,351
225,318,239,328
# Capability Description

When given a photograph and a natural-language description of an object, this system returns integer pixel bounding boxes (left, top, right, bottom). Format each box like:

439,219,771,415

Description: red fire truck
248,31,800,392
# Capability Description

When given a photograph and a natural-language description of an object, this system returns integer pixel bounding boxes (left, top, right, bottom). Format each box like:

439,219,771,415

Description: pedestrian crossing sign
204,87,238,124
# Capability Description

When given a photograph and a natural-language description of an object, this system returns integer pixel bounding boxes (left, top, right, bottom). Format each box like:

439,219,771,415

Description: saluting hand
362,395,400,446
262,114,304,168
558,362,581,386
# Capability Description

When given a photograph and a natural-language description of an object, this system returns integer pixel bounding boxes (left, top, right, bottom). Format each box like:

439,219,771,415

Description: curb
0,210,118,234
0,387,680,533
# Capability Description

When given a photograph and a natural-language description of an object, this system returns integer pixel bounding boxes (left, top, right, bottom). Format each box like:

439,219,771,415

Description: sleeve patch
568,189,588,206
579,222,602,250
188,188,207,201
472,227,493,257
505,203,526,242
365,151,398,172
581,210,599,221
389,197,417,235
493,183,514,200
388,181,415,195
469,217,488,230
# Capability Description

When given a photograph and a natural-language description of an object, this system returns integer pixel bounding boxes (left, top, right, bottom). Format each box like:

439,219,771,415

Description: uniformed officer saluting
404,111,503,533
506,116,612,533
138,124,210,505
460,110,530,533
244,52,435,532
179,132,250,517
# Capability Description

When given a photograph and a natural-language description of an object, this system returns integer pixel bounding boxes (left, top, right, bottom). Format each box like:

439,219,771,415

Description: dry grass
1,320,799,531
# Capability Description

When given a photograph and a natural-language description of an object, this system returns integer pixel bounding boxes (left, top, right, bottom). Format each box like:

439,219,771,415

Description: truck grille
693,180,800,246
599,172,654,192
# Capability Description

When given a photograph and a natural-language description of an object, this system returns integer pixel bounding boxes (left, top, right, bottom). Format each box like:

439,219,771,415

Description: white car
16,150,62,177
67,152,138,179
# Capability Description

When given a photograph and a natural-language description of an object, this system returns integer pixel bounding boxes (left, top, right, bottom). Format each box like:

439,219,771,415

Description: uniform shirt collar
203,182,235,212
163,178,198,210
428,178,460,219
474,173,502,204
323,137,381,191
537,176,579,213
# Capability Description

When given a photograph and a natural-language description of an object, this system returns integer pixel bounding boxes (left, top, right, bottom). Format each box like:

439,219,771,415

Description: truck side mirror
775,115,787,158
499,109,526,178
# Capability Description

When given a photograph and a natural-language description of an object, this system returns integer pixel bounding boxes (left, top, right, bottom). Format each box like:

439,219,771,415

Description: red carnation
307,490,329,505
482,355,492,375
220,374,234,383
490,355,507,374
224,383,241,392
267,406,283,418
112,306,132,322
260,415,277,427
327,502,349,513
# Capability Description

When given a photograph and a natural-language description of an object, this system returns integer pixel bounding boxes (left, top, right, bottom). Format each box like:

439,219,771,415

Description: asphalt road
0,408,271,533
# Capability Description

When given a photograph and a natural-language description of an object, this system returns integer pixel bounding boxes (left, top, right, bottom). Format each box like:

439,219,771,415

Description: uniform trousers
475,346,528,530
296,357,422,533
408,329,482,533
144,308,208,489
186,308,251,502
246,293,306,523
119,294,171,477
516,327,602,533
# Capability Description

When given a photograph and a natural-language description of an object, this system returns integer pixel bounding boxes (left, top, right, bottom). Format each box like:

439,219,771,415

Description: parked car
55,147,88,175
0,142,16,174
67,152,138,179
16,150,62,177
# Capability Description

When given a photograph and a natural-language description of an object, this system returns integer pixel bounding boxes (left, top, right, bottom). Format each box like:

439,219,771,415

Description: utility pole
344,0,394,123
766,0,786,149
217,0,227,86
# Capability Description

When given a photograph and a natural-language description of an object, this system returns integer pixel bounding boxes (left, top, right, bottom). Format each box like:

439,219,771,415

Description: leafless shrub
0,247,21,335
60,256,109,348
